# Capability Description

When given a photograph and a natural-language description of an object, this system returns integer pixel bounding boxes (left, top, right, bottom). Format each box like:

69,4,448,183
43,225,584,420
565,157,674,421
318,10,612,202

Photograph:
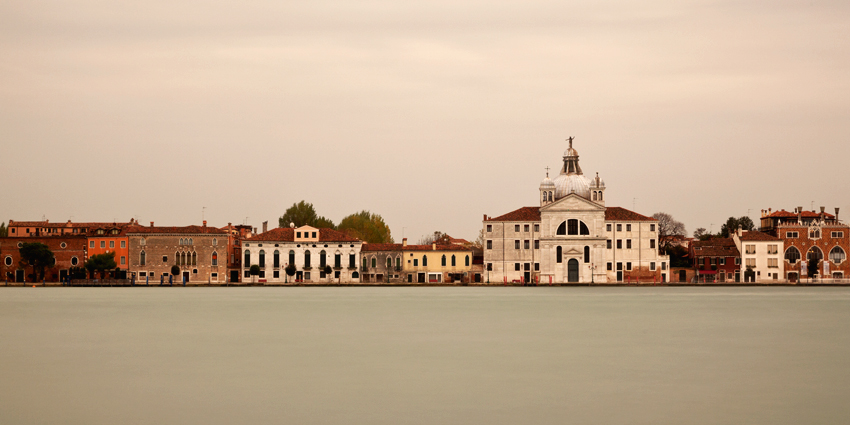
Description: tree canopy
278,201,335,229
720,216,755,237
19,242,54,281
85,252,118,277
419,231,451,245
651,212,686,253
0,222,7,237
337,211,393,244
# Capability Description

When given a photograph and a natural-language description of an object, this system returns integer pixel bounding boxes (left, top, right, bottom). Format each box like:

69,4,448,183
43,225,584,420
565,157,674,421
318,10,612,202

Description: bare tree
652,212,686,253
693,227,708,239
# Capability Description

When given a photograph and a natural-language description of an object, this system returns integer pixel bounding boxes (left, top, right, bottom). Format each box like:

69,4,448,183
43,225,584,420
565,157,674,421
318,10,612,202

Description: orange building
86,224,132,269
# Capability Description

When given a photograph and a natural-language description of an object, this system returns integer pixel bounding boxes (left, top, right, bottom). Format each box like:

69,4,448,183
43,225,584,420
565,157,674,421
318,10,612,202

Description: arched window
557,222,566,235
423,255,428,266
212,251,218,266
140,238,146,246
213,238,217,246
580,221,590,235
568,219,578,235
807,247,823,264
273,250,280,268
181,251,187,266
140,250,146,265
192,251,197,266
334,253,341,268
320,250,327,268
289,250,295,266
584,246,590,263
810,228,821,239
785,247,800,264
451,255,456,266
189,238,193,245
259,250,266,267
556,246,562,263
179,238,184,245
829,246,846,264
441,255,446,266
592,192,597,201
599,192,603,200
549,191,553,201
465,255,469,266
244,249,251,266
396,257,401,268
363,258,367,268
387,257,392,268
304,250,311,268
371,257,377,268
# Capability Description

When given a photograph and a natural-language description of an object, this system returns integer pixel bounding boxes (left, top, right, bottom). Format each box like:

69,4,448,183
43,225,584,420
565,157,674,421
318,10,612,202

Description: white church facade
482,138,669,284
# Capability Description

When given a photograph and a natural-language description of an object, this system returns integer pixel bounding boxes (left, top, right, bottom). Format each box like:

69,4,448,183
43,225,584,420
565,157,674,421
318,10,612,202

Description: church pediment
541,193,604,213
564,247,582,255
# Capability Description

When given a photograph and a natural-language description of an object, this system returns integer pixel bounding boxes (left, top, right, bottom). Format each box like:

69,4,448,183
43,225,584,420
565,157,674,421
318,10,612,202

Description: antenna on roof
203,206,206,222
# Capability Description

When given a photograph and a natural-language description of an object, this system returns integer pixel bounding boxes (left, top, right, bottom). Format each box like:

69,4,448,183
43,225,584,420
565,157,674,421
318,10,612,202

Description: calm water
1,287,849,425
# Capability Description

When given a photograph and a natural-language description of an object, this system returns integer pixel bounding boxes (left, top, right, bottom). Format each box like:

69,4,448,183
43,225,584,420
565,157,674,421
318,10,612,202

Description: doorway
15,269,24,283
230,270,239,283
568,259,579,282
679,270,687,282
182,271,190,283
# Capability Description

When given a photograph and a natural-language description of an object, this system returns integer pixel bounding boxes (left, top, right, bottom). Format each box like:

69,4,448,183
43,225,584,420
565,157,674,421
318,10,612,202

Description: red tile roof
362,243,472,252
485,207,541,222
8,220,136,228
605,207,656,222
739,230,779,241
125,225,228,235
766,209,835,219
692,238,740,257
246,227,360,242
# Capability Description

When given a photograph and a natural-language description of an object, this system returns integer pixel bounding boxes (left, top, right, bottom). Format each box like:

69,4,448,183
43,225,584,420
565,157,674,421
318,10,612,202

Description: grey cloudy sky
2,0,849,241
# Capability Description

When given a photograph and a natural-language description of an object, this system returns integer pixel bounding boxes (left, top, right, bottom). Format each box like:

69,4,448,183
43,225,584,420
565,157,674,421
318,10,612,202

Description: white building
242,225,363,284
732,229,784,283
482,138,669,284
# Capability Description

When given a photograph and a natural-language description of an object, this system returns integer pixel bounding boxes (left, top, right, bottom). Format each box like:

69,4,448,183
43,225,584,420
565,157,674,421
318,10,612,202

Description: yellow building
361,238,473,284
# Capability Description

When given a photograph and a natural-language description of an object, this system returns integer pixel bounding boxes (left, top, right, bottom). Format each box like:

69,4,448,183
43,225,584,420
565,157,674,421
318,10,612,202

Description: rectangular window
100,241,105,248
767,244,778,254
662,262,667,270
514,263,520,271
607,224,612,232
413,259,418,266
626,262,632,270
745,258,756,267
487,263,492,271
486,225,492,232
768,258,778,268
735,258,741,265
515,240,520,249
617,240,622,249
259,271,265,278
524,225,529,232
700,258,705,266
515,225,520,232
534,263,539,271
162,256,167,262
626,224,632,232
524,263,530,271
486,240,492,250
90,241,94,248
244,270,251,278
296,232,301,238
650,262,656,271
650,224,656,232
650,239,656,249
120,256,125,265
787,231,798,238
524,240,529,249
616,262,622,271
534,240,539,249
534,224,539,232
121,241,126,248
109,241,115,248
710,257,716,265
305,272,311,280
616,224,622,232
607,240,612,249
607,262,612,271
720,258,725,265
832,231,844,238
312,232,316,238
746,245,756,254
626,239,632,249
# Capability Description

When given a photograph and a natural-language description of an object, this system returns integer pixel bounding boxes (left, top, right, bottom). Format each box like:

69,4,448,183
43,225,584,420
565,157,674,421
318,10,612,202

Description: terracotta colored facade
0,235,88,282
760,207,849,281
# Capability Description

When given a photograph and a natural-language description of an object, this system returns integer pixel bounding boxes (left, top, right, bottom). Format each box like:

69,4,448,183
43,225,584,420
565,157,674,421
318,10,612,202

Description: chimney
203,220,207,227
483,214,487,221
262,221,268,233
835,207,840,222
402,238,408,247
253,227,257,234
797,206,802,224
150,221,154,228
432,242,436,251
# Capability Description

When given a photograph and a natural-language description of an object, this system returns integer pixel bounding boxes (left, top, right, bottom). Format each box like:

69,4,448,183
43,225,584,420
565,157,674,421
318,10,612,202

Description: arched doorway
567,259,579,283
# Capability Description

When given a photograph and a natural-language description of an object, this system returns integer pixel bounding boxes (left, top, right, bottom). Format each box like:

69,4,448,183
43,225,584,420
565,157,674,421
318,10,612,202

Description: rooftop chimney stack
203,220,207,227
262,221,268,233
402,238,408,247
432,242,436,250
797,206,802,224
835,207,840,222
253,227,257,234
150,221,154,227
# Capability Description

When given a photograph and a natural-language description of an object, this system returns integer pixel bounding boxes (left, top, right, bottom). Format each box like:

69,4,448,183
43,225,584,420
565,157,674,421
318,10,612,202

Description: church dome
553,173,591,199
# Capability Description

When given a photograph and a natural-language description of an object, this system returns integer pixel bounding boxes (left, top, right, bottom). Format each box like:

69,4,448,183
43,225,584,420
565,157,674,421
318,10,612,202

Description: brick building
7,219,136,237
0,235,88,282
127,222,228,284
689,237,741,283
760,207,848,281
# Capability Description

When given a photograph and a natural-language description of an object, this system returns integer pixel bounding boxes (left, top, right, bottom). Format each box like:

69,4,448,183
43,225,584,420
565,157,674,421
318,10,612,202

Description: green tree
0,222,7,237
249,264,260,283
693,227,708,240
278,201,335,229
738,216,755,231
19,243,54,282
85,252,118,279
719,217,739,238
337,211,393,243
171,265,180,276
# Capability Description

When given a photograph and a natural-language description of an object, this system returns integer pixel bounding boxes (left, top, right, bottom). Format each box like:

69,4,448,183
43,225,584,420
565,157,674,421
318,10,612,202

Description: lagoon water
1,287,849,425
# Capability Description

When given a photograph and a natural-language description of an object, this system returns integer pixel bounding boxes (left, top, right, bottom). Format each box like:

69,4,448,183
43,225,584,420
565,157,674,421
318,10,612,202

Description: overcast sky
2,0,849,241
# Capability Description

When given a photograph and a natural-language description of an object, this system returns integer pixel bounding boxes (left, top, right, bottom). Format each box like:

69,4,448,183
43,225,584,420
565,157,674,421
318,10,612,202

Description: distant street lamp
589,263,597,285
